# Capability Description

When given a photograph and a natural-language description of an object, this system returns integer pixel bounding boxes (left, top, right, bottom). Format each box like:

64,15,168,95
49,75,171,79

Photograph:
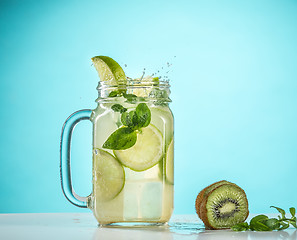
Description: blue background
0,0,296,215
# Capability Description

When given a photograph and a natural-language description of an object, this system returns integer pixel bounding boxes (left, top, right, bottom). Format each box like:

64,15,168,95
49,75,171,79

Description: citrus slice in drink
165,139,174,184
130,76,159,97
114,124,163,171
91,56,126,85
93,149,125,201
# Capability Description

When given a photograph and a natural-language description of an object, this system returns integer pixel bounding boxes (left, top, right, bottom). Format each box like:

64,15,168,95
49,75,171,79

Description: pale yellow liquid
90,98,174,225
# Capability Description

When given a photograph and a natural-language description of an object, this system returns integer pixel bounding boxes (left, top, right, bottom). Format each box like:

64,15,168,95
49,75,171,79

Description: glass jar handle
60,109,92,208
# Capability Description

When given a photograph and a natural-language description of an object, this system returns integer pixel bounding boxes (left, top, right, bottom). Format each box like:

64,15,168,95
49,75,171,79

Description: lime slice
93,149,125,201
114,124,163,171
130,76,159,97
91,56,126,85
131,76,159,97
165,139,174,184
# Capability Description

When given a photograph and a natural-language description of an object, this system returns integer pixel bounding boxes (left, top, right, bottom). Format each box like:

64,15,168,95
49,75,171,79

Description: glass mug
60,80,174,226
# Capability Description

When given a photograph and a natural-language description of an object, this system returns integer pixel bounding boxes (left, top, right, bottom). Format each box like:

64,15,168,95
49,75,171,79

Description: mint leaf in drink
231,222,249,231
102,127,137,150
121,111,135,128
123,93,138,103
132,110,139,127
111,104,127,113
135,103,151,128
104,103,151,150
108,89,127,97
109,91,119,97
120,103,151,130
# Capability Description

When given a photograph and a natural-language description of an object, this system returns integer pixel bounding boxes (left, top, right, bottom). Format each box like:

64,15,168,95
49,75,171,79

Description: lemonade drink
89,56,174,225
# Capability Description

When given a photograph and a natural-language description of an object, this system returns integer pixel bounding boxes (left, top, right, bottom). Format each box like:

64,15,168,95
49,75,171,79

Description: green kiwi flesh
204,184,249,229
195,180,230,218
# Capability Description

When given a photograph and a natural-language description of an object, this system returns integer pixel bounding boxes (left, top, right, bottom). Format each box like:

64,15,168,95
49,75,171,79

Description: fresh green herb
231,206,297,232
123,93,138,104
111,104,127,113
108,91,120,97
271,206,286,219
249,215,271,231
121,111,136,128
135,103,151,128
290,207,296,217
103,103,151,150
102,127,137,150
119,104,151,130
264,218,280,230
108,89,126,97
231,222,249,231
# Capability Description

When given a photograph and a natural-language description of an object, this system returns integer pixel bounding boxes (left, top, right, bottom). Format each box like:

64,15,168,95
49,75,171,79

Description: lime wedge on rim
94,149,125,201
114,124,163,171
91,56,126,85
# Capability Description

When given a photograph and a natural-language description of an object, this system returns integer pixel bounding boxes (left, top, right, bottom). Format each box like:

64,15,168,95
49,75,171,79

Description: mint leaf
132,110,139,126
271,206,286,219
121,111,135,128
250,215,269,224
278,222,290,230
263,218,280,230
289,207,296,218
231,222,249,231
120,103,151,130
232,206,297,232
108,89,127,97
250,221,272,231
250,215,271,231
111,104,127,113
109,91,119,97
135,103,151,128
123,93,138,103
104,103,151,150
102,127,137,150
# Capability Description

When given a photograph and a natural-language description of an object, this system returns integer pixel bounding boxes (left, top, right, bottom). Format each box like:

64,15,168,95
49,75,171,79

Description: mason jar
60,79,174,226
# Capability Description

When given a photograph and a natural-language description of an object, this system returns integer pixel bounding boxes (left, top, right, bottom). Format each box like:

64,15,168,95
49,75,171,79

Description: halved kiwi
195,180,249,229
195,180,230,219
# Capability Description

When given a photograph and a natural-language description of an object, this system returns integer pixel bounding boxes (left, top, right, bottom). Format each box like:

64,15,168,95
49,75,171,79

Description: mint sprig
103,103,151,150
102,127,136,150
111,104,127,113
123,93,138,104
231,206,297,231
108,90,146,103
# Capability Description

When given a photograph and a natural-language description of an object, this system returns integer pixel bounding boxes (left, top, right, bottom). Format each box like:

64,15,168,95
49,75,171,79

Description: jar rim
96,79,171,90
96,79,171,103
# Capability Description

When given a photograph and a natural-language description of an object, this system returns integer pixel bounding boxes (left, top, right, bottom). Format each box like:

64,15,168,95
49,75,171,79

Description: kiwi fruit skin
195,180,231,219
195,180,249,230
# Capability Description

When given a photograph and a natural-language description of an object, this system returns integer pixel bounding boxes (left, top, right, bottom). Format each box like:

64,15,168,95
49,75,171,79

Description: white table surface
0,213,296,240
